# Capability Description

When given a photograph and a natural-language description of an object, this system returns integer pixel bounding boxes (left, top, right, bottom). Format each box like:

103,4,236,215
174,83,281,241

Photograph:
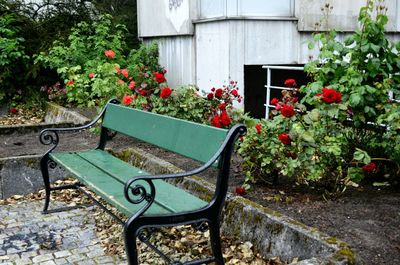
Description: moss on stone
326,237,338,245
331,245,356,265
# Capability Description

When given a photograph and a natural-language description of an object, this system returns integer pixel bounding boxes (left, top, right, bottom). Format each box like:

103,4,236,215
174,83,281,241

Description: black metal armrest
39,98,119,154
123,124,246,218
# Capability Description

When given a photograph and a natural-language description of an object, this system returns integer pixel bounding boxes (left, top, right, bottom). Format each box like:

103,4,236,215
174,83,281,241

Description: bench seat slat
49,150,208,217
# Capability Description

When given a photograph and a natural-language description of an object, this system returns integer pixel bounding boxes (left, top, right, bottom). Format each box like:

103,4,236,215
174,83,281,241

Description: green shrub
238,0,400,193
122,79,244,128
36,15,150,107
0,14,29,104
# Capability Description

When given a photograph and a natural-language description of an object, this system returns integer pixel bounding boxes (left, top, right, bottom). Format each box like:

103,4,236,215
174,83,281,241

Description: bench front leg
40,154,51,214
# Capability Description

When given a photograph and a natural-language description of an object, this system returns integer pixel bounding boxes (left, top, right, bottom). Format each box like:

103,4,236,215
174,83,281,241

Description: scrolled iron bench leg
40,155,51,214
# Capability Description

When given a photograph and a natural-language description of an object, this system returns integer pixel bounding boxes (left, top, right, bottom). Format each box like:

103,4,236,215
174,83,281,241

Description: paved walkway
0,201,125,265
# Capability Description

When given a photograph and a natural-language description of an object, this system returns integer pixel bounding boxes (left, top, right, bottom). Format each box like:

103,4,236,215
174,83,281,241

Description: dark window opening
244,64,311,119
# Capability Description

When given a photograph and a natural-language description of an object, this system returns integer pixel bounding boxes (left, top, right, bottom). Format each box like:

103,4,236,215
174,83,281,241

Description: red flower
215,88,223,98
121,69,129,78
154,72,166,83
220,111,231,127
255,123,262,134
335,91,342,103
292,97,298,103
128,81,136,90
235,186,246,196
207,93,214,100
275,104,282,111
278,133,291,145
211,87,216,92
104,50,116,58
122,95,133,106
88,73,95,79
231,89,239,97
139,89,147,96
284,78,297,87
9,107,17,114
281,105,295,118
211,116,222,128
160,87,172,99
218,102,226,110
362,162,376,173
271,98,279,105
67,80,74,86
162,69,167,74
321,88,342,104
115,67,121,74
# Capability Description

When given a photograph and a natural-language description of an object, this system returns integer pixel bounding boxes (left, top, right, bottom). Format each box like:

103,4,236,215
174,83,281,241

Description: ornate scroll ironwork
124,177,156,205
48,160,57,169
39,130,60,154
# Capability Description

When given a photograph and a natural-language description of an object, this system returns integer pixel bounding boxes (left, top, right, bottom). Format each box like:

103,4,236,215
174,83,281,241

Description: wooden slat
50,150,207,216
102,103,228,163
76,150,207,212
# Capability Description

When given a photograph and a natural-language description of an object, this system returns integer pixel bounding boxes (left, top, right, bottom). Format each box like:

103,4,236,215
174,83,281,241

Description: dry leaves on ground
0,107,45,125
1,179,286,264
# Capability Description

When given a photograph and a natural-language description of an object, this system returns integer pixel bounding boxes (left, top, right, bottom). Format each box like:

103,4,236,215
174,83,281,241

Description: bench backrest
102,103,228,164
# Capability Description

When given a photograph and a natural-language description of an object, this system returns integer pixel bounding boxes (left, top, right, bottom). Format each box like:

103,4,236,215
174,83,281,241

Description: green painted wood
102,103,228,163
49,150,208,217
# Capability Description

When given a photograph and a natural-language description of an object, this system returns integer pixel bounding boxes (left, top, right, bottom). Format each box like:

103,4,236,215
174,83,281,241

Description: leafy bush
0,0,139,106
122,79,244,128
238,0,400,193
36,15,156,107
0,14,28,103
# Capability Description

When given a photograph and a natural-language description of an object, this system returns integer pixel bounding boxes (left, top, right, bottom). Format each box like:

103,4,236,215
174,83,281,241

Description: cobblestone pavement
0,200,126,265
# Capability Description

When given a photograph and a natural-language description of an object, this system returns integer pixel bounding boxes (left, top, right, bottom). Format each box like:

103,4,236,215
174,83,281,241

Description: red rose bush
239,2,400,193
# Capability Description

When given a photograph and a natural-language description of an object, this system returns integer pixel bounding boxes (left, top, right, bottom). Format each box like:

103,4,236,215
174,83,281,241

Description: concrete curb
0,103,89,199
111,147,355,265
0,155,68,199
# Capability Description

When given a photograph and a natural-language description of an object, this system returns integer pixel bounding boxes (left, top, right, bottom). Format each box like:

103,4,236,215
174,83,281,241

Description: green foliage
303,0,400,127
36,15,144,107
36,15,127,71
239,0,400,193
151,85,211,124
0,14,28,103
125,80,244,128
0,0,139,106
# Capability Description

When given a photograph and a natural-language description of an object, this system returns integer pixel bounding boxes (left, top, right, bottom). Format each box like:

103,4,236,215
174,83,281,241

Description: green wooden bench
39,99,246,265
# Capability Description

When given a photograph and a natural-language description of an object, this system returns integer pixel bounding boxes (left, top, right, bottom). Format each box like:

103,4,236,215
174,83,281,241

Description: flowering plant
37,15,166,107
40,82,67,103
122,79,244,129
238,1,400,194
205,81,243,128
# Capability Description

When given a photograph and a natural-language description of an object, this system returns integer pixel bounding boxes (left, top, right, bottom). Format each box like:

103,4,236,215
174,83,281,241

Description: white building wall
145,36,196,87
138,0,196,37
195,22,231,92
296,0,400,32
138,0,400,108
193,19,314,100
